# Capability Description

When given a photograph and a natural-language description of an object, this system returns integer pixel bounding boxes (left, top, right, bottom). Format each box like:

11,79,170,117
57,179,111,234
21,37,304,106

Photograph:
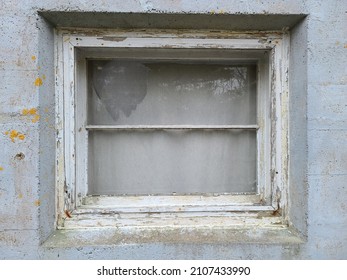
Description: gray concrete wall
0,0,346,259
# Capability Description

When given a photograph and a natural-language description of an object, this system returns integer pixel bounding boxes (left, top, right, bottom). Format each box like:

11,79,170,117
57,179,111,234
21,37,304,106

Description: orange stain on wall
31,114,40,123
22,108,37,115
22,108,40,123
5,130,25,143
34,77,43,86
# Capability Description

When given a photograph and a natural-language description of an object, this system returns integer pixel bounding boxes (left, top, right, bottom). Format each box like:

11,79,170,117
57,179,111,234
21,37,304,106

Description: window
88,60,258,196
56,30,289,229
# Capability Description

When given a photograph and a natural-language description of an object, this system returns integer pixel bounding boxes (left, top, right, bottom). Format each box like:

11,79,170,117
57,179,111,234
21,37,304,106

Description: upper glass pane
88,60,257,125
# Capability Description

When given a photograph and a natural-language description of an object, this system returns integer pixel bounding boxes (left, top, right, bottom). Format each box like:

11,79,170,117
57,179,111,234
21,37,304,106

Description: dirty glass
87,59,257,195
88,130,256,195
88,61,256,125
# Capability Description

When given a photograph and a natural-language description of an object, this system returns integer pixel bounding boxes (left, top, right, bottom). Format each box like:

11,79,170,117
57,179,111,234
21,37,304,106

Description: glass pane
88,130,256,195
88,60,256,125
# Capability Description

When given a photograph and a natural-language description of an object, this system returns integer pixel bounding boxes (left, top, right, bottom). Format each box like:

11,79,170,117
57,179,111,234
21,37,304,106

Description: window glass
87,59,257,195
88,130,256,195
89,60,257,125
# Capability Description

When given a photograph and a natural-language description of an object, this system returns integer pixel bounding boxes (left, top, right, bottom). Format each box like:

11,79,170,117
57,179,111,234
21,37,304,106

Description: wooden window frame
55,29,290,229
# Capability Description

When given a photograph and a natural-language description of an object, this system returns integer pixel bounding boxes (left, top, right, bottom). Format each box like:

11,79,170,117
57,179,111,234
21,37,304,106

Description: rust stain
5,130,25,143
31,55,36,61
344,44,347,48
64,210,72,218
34,200,41,206
34,77,43,86
18,193,23,199
0,166,4,171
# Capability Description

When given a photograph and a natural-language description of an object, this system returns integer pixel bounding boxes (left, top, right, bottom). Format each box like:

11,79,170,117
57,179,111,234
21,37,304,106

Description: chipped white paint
55,28,67,227
56,29,289,230
270,32,291,213
63,212,284,229
73,36,273,49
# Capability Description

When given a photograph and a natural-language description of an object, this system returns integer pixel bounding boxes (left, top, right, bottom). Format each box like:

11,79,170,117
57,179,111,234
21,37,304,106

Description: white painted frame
55,29,289,228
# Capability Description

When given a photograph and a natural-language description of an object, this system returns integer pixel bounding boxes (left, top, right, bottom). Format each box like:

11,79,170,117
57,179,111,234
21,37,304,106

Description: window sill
43,216,304,248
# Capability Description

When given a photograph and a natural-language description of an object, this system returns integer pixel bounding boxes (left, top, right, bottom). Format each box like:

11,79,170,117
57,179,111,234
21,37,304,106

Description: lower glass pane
88,130,256,195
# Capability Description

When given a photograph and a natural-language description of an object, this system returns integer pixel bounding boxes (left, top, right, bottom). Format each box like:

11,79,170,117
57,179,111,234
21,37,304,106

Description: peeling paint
97,36,127,42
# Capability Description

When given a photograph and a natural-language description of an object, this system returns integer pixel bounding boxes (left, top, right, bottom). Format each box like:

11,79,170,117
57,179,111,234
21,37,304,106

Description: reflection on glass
89,60,257,125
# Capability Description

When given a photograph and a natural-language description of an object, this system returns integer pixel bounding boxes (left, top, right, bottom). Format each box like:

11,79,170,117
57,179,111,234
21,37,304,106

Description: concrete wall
0,0,346,259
